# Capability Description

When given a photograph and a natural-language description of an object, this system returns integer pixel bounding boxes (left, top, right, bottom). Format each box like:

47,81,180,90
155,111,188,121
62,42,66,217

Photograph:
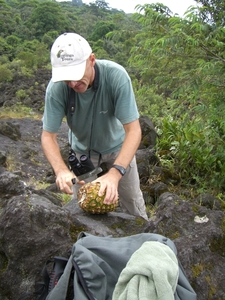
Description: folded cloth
112,241,179,300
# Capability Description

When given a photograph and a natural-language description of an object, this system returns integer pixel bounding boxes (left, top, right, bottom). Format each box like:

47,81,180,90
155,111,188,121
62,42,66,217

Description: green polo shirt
42,59,139,155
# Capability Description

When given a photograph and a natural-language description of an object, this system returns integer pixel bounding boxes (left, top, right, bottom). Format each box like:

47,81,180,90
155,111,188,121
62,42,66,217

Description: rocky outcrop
0,116,224,300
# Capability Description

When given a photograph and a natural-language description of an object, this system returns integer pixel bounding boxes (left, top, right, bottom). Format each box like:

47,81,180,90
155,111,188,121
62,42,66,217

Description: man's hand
56,170,76,195
56,170,86,194
41,130,84,194
93,168,121,204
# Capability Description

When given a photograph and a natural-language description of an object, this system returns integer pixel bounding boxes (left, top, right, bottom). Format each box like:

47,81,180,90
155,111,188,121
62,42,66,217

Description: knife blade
76,166,103,181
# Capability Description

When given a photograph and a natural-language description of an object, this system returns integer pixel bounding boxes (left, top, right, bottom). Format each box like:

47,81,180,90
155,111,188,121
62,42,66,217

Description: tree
42,30,59,48
6,35,21,47
0,36,14,60
0,0,18,37
195,0,225,26
128,4,225,191
88,20,116,41
25,2,71,40
94,0,109,10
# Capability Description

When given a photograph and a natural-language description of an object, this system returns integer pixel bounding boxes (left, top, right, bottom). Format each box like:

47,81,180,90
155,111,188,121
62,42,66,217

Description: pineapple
77,182,118,214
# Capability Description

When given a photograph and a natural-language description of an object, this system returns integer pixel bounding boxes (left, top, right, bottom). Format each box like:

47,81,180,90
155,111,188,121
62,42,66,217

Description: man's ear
89,53,96,66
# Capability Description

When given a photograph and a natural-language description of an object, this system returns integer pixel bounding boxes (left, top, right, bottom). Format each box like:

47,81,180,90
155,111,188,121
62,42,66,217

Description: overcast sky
82,0,197,16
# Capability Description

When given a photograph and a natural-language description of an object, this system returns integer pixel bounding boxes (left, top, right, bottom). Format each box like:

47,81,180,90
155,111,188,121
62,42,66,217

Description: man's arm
112,119,141,169
96,119,141,203
41,130,75,194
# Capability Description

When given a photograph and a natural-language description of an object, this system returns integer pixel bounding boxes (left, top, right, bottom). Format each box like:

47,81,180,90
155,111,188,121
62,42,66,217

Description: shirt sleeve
42,80,69,133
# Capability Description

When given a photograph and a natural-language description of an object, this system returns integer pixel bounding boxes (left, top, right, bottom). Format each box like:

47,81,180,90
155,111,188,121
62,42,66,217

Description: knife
71,166,102,184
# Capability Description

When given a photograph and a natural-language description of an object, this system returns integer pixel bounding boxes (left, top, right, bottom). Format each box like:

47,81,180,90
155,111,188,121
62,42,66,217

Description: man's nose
67,81,78,88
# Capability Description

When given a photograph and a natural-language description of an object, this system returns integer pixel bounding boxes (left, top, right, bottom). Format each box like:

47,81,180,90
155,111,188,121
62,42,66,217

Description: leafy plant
156,113,225,192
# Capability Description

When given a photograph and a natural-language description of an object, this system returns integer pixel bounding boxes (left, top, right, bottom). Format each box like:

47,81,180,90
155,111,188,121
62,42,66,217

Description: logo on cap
57,49,75,62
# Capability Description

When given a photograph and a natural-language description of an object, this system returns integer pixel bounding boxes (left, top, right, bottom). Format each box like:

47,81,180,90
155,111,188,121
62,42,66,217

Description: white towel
112,241,179,300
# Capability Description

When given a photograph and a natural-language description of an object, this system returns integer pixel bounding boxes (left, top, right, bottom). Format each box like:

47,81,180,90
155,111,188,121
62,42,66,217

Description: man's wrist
111,164,126,176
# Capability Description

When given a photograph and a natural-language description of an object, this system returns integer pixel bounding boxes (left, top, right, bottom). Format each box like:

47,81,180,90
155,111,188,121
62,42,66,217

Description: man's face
65,54,95,93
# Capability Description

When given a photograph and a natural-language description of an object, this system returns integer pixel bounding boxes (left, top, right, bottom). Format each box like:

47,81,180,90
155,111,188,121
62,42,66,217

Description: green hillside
1,0,225,199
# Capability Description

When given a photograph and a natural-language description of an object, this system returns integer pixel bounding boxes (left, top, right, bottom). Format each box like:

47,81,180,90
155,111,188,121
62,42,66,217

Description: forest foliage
0,0,225,198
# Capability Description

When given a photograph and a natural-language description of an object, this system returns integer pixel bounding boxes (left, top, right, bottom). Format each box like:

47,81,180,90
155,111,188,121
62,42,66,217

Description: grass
59,193,72,204
0,102,42,120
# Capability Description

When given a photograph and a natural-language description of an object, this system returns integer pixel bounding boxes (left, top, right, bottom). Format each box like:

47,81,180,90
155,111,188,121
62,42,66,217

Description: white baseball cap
51,33,92,82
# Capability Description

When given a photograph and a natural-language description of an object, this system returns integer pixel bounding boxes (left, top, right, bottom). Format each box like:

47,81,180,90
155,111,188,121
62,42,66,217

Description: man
41,32,148,220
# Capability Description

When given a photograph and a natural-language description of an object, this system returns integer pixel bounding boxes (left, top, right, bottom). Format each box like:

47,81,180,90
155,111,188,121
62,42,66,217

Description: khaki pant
73,151,148,220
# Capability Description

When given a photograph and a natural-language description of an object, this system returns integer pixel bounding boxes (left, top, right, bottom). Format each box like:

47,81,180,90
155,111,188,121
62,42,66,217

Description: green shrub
0,55,10,64
16,89,27,100
0,65,13,82
156,114,225,193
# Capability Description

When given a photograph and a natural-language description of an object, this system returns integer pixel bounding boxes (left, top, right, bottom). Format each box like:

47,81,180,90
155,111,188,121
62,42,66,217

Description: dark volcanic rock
0,116,224,300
